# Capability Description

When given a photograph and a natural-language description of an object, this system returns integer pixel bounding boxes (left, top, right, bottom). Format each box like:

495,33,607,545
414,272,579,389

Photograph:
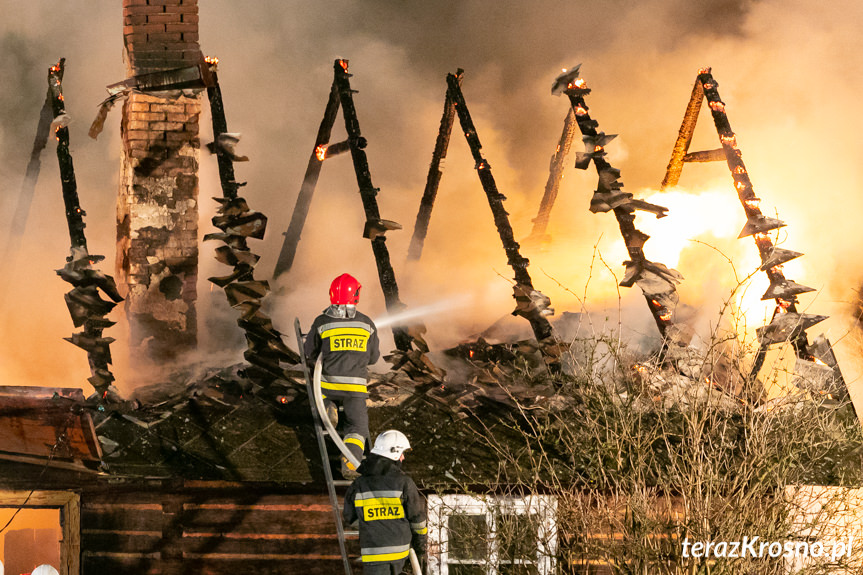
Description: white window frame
427,494,557,575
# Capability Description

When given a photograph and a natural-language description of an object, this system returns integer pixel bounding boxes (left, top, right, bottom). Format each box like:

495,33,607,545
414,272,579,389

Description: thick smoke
1,0,862,403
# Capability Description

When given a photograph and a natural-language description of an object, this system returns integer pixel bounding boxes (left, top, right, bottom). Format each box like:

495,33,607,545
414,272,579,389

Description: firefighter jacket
304,308,380,397
343,453,428,564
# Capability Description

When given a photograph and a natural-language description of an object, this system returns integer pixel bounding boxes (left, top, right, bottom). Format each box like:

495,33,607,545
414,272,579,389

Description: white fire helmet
31,566,59,575
371,429,411,461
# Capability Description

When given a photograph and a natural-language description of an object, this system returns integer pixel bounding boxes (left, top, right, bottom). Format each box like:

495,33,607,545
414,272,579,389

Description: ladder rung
344,530,359,537
332,479,353,487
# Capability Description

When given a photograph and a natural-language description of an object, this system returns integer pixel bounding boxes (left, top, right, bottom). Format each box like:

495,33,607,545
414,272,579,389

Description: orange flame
698,67,711,75
204,56,219,65
708,101,726,112
733,166,746,175
315,145,327,161
338,60,349,71
593,145,603,153
720,135,738,148
703,82,715,90
575,105,588,116
744,198,761,209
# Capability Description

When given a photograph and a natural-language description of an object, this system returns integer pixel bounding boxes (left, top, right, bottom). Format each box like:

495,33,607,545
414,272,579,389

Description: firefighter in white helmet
304,273,380,478
344,430,428,574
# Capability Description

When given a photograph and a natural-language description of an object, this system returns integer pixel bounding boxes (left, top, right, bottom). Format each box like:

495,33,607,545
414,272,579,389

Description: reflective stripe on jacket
303,309,380,396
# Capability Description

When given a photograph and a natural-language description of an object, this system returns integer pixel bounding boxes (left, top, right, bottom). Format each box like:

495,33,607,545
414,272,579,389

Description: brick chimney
117,0,202,362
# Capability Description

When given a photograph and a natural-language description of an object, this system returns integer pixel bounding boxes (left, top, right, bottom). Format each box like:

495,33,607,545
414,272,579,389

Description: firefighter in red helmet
304,273,380,478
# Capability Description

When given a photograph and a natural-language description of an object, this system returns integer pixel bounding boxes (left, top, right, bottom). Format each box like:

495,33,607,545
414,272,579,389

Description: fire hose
312,355,362,470
312,357,423,575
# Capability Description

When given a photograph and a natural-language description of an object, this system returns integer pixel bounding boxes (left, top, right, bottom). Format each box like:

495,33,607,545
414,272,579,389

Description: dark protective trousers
362,558,407,575
323,392,369,463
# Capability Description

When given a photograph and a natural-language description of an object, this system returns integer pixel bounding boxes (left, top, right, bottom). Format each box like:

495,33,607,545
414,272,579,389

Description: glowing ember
468,349,474,358
733,166,746,175
339,60,349,71
720,135,738,147
813,357,828,367
777,298,793,310
735,181,747,192
204,56,219,65
658,309,672,321
703,82,715,90
743,198,761,209
315,145,327,161
575,105,588,116
573,78,587,88
698,67,711,75
593,145,603,153
708,101,726,112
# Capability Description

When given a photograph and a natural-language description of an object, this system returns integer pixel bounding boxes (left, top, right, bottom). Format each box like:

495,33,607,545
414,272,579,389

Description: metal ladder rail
294,318,355,575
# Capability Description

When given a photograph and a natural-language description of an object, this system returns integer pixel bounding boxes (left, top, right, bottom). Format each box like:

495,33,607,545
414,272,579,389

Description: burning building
1,1,863,574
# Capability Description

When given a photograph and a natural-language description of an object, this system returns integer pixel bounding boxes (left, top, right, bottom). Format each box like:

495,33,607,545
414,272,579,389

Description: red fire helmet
329,273,361,305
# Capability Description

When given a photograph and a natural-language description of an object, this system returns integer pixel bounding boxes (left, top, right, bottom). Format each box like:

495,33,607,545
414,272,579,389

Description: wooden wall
80,487,359,575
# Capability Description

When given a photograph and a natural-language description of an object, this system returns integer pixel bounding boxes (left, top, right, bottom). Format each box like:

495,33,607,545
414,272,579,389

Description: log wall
80,488,358,575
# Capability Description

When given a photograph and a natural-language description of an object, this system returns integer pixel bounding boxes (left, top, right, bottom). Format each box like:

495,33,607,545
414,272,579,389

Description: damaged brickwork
117,0,203,361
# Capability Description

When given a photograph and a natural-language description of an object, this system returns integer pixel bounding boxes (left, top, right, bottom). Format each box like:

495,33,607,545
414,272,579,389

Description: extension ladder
295,318,358,575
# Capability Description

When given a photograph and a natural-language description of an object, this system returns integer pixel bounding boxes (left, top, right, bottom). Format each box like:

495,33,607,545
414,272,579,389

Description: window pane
448,513,488,561
449,565,487,575
497,513,540,563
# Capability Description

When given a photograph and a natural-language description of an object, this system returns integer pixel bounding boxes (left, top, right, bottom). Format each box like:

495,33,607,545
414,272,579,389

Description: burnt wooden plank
180,532,355,555
181,557,353,575
180,507,337,535
81,530,162,553
83,554,353,575
81,553,161,575
81,507,164,532
0,412,99,460
181,493,331,507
